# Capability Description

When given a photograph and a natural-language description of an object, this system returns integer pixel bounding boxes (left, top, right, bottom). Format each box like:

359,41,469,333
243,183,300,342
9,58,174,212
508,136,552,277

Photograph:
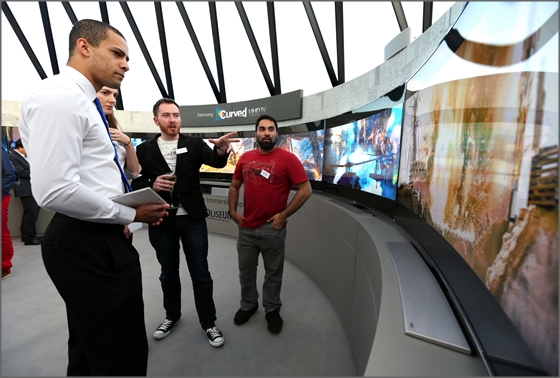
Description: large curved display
396,2,557,375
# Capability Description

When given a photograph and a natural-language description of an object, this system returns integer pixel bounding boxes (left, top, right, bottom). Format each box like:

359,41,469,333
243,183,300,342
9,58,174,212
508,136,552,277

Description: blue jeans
148,215,217,330
237,222,286,313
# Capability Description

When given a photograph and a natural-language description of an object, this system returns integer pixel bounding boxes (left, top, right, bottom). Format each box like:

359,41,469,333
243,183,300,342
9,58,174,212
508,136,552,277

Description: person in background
96,86,139,178
131,98,238,347
228,114,312,334
97,86,140,240
2,148,17,279
9,139,42,245
18,19,169,376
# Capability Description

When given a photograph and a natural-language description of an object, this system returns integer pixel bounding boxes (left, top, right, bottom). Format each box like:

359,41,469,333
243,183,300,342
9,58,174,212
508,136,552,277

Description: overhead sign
180,89,303,127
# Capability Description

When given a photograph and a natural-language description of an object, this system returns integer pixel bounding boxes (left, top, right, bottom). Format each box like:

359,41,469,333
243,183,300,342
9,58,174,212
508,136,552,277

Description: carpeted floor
1,227,356,376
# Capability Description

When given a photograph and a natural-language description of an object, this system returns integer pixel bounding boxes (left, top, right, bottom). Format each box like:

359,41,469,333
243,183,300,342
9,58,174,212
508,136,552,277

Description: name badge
177,147,188,154
260,170,270,179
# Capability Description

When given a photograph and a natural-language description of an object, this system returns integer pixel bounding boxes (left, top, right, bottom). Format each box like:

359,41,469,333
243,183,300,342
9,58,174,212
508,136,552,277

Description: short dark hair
69,19,126,57
14,139,23,149
153,98,180,117
255,115,278,131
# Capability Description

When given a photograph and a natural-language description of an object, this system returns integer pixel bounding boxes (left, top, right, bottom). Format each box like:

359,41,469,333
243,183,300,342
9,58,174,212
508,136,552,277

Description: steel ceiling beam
99,2,109,24
120,2,168,99
209,2,226,103
423,1,433,32
175,1,221,103
267,2,281,95
3,0,434,108
39,2,59,76
303,1,338,87
235,1,275,96
155,2,174,100
61,1,78,24
335,1,344,85
1,2,47,80
97,2,126,110
391,1,408,32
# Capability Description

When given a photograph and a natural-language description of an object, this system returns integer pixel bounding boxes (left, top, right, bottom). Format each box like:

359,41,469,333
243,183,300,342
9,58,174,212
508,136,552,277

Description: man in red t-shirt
228,115,312,334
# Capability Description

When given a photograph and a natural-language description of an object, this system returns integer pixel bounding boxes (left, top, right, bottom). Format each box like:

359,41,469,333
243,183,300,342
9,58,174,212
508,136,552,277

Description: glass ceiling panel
342,2,401,83
1,1,456,112
218,1,271,103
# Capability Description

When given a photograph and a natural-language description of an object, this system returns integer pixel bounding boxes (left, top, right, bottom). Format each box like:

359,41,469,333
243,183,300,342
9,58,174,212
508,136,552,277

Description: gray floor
1,227,356,376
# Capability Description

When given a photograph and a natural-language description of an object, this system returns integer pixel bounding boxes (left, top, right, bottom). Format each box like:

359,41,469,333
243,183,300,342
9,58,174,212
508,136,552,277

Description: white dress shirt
18,66,136,224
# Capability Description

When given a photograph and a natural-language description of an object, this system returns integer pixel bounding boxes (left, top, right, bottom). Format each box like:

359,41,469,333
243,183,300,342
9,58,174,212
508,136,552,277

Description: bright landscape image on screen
323,105,403,200
396,2,558,374
200,137,255,174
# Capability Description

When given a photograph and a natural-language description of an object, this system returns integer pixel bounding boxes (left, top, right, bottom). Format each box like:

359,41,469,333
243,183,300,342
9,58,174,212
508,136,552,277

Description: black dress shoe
24,238,42,245
234,303,258,325
265,309,283,334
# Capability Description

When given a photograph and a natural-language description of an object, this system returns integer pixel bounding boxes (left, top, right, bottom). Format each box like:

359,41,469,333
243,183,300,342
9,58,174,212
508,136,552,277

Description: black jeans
19,195,39,241
148,215,217,330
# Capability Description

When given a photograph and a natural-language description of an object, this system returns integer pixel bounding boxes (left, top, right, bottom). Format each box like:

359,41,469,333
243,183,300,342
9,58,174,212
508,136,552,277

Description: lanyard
93,98,133,193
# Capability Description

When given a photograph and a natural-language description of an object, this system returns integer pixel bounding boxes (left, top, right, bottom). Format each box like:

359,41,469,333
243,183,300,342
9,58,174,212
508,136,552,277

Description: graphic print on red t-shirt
243,159,277,185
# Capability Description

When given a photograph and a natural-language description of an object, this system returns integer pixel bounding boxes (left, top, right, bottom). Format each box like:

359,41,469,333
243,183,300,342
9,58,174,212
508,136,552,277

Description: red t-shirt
233,147,309,228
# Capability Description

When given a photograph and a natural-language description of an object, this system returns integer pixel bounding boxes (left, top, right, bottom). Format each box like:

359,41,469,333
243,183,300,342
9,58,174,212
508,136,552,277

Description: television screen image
129,137,145,150
276,129,324,181
323,104,403,201
396,2,558,374
200,137,255,174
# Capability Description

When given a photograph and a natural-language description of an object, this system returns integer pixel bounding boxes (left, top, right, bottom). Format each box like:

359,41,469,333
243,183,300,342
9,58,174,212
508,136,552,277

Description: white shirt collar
15,150,27,159
60,66,97,102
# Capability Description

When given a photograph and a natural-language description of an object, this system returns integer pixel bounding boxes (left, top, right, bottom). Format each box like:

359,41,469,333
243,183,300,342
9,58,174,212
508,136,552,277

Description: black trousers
19,196,39,241
42,213,148,376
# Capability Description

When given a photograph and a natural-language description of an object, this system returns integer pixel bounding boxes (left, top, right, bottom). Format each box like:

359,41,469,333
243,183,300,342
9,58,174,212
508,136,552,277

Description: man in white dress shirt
18,19,169,376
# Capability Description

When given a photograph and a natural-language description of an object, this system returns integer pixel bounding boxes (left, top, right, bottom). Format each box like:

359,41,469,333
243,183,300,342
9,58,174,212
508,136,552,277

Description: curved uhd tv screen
323,104,403,201
201,137,256,175
397,2,558,375
276,121,325,182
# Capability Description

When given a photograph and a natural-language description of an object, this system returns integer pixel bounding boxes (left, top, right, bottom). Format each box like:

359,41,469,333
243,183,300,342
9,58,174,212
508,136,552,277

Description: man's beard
257,137,276,151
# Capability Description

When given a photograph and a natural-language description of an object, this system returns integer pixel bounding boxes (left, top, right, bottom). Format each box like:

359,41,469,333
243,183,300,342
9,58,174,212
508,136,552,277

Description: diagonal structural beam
98,2,125,109
209,2,226,103
391,1,408,32
61,1,78,24
267,2,281,95
2,2,47,79
302,1,338,87
99,1,109,24
120,2,168,99
39,2,59,75
155,2,174,100
175,1,221,103
423,1,433,32
335,1,344,85
235,2,275,96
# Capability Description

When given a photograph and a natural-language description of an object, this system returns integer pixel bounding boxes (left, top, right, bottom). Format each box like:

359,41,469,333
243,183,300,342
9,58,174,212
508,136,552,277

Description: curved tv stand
201,182,489,376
